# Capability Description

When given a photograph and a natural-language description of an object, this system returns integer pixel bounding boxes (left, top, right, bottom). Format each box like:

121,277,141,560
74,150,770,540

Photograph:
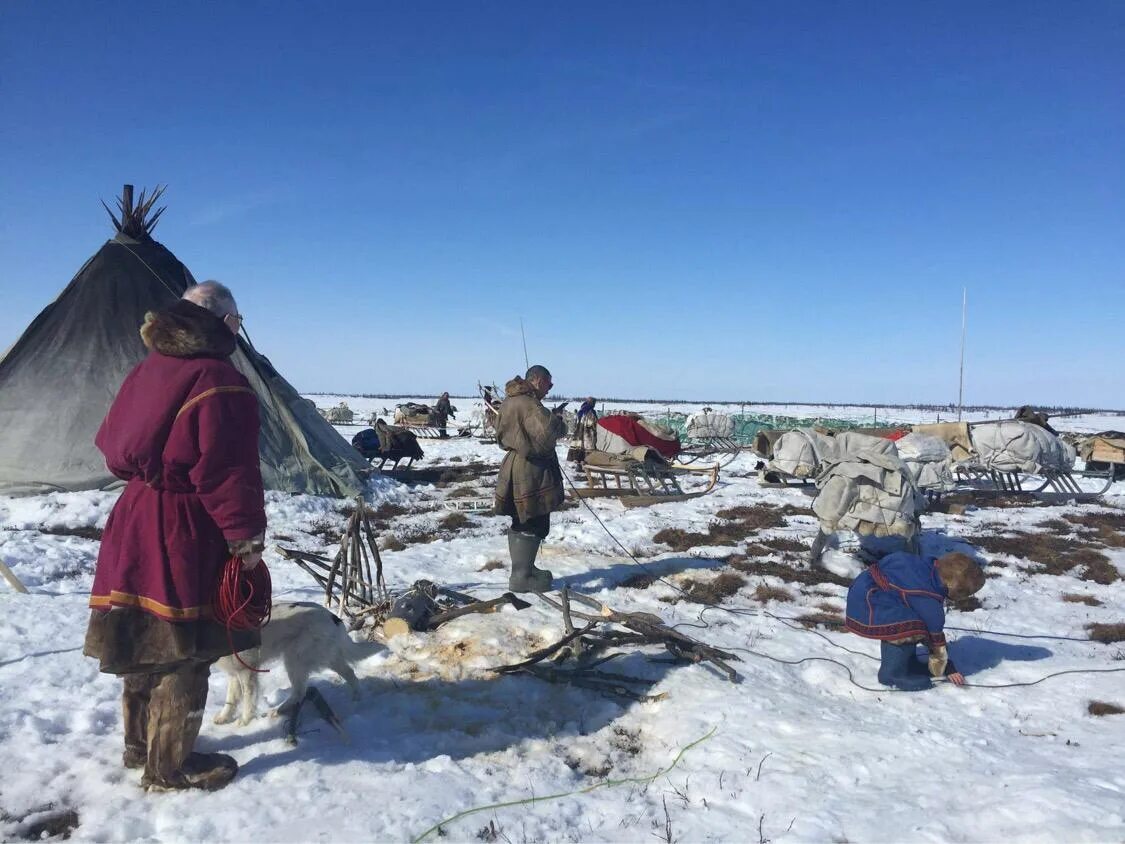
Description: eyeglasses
226,313,244,326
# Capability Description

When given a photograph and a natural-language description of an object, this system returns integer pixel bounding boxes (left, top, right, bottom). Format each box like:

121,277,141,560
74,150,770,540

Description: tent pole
957,287,967,422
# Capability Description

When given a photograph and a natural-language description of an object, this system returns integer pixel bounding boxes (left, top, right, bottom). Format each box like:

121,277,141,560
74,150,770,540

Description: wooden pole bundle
491,588,741,700
277,496,388,620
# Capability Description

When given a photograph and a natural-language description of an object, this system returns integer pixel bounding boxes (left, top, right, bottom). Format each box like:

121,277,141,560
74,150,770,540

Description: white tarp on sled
895,432,955,491
685,411,735,439
966,420,1076,474
813,440,924,539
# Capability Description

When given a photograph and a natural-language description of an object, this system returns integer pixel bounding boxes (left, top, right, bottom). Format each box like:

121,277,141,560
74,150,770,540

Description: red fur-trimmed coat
84,300,266,673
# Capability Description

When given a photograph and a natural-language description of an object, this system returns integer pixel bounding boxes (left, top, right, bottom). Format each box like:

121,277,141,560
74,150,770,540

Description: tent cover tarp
0,234,369,497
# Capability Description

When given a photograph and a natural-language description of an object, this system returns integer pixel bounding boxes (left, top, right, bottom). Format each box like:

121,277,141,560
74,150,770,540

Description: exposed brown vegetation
974,531,1118,583
1087,623,1125,644
1081,558,1122,585
677,571,747,604
1062,593,1103,607
714,505,787,530
779,504,816,517
652,528,710,552
438,512,471,531
653,506,812,553
742,543,774,557
796,611,845,632
760,536,808,554
381,535,407,552
1061,510,1125,548
949,596,982,612
705,519,761,544
478,559,505,572
373,502,410,520
620,573,656,589
753,584,795,603
1088,700,1124,716
610,725,643,756
37,525,103,541
1063,509,1125,533
1034,519,1075,533
728,556,851,588
447,486,478,499
929,493,1046,513
307,518,343,544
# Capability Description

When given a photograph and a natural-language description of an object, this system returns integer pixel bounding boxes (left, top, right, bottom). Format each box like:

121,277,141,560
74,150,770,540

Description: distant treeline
306,393,1122,415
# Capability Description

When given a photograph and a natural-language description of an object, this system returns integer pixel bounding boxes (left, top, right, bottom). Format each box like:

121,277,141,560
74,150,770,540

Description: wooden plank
0,558,29,594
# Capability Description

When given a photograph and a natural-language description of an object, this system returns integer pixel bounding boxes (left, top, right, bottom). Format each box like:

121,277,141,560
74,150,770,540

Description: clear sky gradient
2,1,1122,406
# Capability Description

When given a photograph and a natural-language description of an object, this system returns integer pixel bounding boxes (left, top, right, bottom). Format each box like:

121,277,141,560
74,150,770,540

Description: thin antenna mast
519,317,529,370
957,287,967,422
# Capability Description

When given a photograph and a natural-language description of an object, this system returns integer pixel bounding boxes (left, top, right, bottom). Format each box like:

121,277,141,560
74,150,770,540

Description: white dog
213,602,383,727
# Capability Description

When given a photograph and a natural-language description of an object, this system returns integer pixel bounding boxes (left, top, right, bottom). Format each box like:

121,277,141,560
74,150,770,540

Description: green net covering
652,411,869,444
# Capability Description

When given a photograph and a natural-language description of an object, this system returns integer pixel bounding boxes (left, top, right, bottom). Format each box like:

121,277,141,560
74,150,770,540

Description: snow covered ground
1,401,1123,842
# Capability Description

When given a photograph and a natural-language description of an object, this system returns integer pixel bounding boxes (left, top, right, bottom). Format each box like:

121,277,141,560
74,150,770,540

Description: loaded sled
917,420,1113,502
676,409,742,468
572,450,721,508
391,402,474,439
567,414,719,507
352,420,424,472
477,382,503,443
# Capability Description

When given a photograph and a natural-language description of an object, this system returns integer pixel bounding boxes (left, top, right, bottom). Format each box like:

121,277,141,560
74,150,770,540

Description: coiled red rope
212,555,272,672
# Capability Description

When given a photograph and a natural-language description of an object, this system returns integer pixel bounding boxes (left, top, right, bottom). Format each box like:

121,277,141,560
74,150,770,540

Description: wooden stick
560,587,574,634
0,558,29,594
359,502,386,598
493,622,599,674
427,593,531,628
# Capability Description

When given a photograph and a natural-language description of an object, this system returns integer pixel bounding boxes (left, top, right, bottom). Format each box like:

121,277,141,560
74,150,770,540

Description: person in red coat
83,280,267,792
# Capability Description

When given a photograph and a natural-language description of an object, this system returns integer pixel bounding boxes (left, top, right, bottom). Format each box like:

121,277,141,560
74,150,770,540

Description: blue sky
1,1,1121,406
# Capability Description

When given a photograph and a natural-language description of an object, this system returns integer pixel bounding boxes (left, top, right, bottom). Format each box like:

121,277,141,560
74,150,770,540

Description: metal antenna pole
520,317,529,370
957,287,967,422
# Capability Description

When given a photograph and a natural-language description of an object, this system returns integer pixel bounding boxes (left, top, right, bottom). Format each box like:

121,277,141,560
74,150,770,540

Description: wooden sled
395,416,476,439
572,459,720,508
677,436,743,468
952,465,1113,501
477,382,503,443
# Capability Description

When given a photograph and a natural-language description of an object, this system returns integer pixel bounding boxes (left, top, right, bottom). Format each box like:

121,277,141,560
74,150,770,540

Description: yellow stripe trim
90,590,212,620
175,385,256,419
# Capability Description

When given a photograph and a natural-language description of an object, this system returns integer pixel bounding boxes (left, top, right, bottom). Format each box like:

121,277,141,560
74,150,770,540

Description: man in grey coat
494,365,568,592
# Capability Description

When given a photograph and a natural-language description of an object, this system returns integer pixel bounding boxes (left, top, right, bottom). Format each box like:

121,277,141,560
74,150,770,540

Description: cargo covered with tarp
966,420,1076,475
813,438,924,539
595,414,681,460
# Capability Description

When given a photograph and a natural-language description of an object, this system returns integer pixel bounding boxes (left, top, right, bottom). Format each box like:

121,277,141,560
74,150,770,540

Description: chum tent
0,185,370,497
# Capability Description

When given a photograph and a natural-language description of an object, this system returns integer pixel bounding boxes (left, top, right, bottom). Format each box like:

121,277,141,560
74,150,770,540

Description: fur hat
935,552,985,600
140,299,236,359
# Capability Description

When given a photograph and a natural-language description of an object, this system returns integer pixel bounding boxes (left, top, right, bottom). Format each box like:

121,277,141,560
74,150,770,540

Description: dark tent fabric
0,233,370,497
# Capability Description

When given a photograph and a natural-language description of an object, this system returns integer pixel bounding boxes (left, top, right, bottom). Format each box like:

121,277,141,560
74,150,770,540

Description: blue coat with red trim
845,552,949,647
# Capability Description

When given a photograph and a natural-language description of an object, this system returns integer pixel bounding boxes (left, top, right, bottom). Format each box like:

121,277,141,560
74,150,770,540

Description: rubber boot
508,530,553,593
877,641,933,691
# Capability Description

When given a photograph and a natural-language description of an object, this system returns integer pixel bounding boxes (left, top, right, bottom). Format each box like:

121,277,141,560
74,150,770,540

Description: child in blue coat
845,551,985,691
